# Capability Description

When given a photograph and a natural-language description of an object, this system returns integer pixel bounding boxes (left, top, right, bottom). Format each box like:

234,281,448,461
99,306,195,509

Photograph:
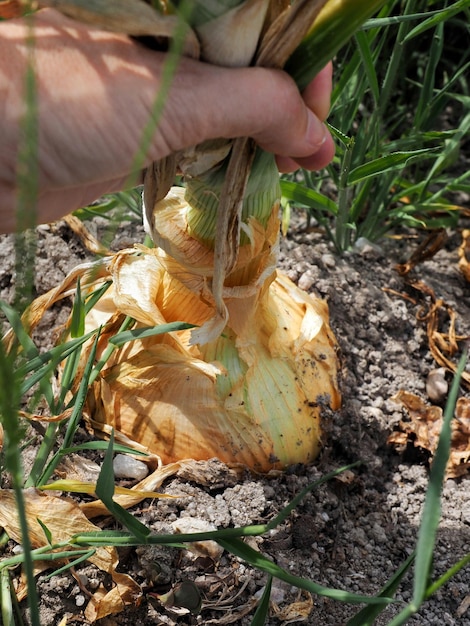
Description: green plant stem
335,136,355,251
378,0,416,118
88,315,134,385
1,568,14,626
14,9,39,314
0,12,42,621
126,0,194,186
36,333,101,487
425,552,470,599
0,341,41,626
24,423,60,489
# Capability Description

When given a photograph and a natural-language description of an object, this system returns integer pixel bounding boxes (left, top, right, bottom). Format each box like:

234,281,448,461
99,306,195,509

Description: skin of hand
0,8,335,234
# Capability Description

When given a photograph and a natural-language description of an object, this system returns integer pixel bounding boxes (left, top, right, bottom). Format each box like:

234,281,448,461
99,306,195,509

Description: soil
1,205,470,626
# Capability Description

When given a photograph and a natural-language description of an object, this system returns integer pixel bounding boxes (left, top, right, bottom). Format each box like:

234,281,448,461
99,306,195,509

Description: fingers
186,64,334,172
302,62,333,122
276,130,335,173
1,7,335,234
273,62,334,171
271,63,334,172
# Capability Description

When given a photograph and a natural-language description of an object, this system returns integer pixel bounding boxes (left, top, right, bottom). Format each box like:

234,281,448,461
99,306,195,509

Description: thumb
158,61,328,160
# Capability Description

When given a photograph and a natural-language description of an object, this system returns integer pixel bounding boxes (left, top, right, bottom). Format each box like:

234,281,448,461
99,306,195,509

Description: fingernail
306,111,327,149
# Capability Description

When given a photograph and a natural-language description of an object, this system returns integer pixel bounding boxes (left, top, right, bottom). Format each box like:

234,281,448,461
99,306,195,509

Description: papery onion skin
86,241,340,472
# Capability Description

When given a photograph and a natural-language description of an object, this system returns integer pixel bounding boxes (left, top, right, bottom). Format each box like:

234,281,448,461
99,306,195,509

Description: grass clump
282,0,470,252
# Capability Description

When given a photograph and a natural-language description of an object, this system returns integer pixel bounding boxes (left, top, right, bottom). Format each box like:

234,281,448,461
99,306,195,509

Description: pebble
171,517,223,560
426,367,448,403
297,271,315,291
254,583,285,604
321,253,336,269
75,594,86,607
113,454,148,481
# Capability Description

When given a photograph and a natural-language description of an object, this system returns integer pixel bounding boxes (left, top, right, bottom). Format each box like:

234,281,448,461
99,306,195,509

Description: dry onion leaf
39,478,177,499
394,229,448,276
389,390,470,478
0,0,22,18
63,215,109,256
409,279,470,387
18,407,74,423
80,459,188,518
35,0,200,57
391,240,470,388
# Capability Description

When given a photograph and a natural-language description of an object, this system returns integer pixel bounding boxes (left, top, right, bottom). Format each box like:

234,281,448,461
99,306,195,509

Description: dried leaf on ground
410,280,469,386
395,229,448,276
271,590,314,624
63,215,109,256
389,390,470,478
458,229,470,282
393,231,470,388
0,488,141,621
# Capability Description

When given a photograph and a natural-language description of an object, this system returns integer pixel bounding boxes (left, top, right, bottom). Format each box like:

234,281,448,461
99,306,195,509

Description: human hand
0,9,334,232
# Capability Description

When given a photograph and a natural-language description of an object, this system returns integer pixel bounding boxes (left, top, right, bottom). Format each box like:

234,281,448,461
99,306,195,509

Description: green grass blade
44,549,96,579
424,61,470,129
110,321,196,347
60,441,148,456
402,0,470,42
280,180,338,216
72,464,364,552
59,279,95,408
425,552,470,599
414,20,444,130
35,331,100,486
17,332,94,378
286,0,389,90
84,280,112,314
88,315,134,386
95,430,150,541
362,8,460,30
14,7,39,317
387,347,468,626
70,279,85,339
335,134,355,251
0,299,38,359
126,0,194,186
19,333,95,399
346,551,415,626
348,177,375,224
0,568,15,626
0,298,56,408
266,463,361,531
354,30,380,105
420,111,470,198
218,537,391,606
250,576,272,626
37,518,53,546
378,0,416,117
412,348,468,605
348,149,436,185
0,330,42,626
